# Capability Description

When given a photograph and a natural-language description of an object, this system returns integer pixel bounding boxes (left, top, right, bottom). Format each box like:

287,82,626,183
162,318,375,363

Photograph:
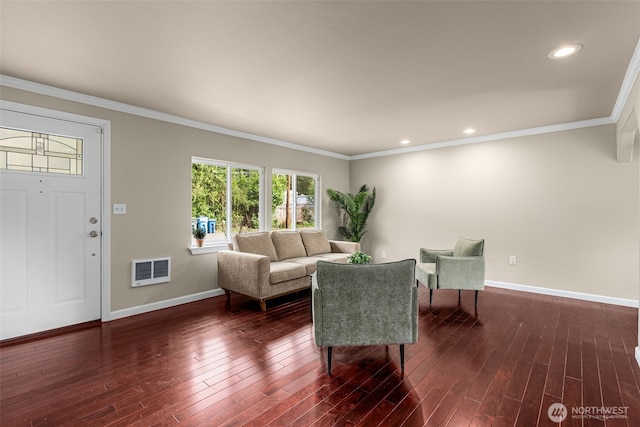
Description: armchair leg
475,290,479,308
327,347,333,375
429,289,433,307
400,344,405,372
458,289,461,305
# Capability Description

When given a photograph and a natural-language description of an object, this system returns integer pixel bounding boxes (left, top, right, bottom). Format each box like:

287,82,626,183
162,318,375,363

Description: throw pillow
453,236,484,257
300,230,332,256
234,232,279,262
271,231,307,261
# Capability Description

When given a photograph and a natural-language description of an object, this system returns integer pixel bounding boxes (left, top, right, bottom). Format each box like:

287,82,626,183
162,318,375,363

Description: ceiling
1,1,639,157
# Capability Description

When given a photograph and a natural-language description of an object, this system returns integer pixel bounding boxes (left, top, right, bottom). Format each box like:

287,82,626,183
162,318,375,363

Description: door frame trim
0,100,112,322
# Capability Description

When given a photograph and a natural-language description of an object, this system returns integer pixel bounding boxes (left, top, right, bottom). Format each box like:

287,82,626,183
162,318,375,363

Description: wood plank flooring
1,286,639,426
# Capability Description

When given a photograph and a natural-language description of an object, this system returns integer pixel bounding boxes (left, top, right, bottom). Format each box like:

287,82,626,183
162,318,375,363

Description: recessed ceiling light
400,139,411,145
548,44,582,59
463,128,476,135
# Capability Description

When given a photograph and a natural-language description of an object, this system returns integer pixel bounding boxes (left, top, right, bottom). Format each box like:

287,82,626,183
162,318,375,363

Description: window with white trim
272,169,320,230
191,157,264,246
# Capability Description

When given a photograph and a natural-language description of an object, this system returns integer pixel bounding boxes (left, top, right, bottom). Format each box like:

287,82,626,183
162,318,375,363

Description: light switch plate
113,203,127,215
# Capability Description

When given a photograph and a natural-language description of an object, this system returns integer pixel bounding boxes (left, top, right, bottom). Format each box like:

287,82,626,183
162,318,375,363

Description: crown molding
3,38,639,163
0,75,350,161
350,117,614,160
611,37,640,122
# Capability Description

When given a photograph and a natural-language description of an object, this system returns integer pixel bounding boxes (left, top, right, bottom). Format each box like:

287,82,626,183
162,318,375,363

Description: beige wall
0,87,350,312
2,82,638,316
615,74,640,360
351,124,639,301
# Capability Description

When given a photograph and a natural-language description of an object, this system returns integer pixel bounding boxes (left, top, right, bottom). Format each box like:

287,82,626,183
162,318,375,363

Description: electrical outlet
381,250,387,259
509,255,517,266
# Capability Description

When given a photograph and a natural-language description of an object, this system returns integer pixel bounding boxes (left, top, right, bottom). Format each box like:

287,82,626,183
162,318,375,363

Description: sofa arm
419,248,453,263
435,255,485,290
218,250,271,299
329,240,361,254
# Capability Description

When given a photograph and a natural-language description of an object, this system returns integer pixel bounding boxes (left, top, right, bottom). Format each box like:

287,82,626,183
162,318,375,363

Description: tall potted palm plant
326,184,376,242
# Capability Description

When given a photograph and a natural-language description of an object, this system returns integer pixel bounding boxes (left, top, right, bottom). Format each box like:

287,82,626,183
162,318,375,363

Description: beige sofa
218,230,360,311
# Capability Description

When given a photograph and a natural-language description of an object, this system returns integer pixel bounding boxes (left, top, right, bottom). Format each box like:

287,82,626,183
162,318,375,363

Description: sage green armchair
312,259,418,375
415,237,485,308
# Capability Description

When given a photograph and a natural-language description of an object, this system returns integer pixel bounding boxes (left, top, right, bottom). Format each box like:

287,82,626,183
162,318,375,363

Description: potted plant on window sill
193,227,207,247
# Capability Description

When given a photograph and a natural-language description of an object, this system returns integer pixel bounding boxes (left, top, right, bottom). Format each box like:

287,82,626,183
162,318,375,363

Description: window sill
189,243,228,255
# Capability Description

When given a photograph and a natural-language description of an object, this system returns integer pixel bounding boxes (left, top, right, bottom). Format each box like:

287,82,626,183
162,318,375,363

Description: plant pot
196,239,204,247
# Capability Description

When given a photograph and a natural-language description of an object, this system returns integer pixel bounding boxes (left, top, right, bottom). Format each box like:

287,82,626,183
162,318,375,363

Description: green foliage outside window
272,173,317,229
192,163,261,235
272,173,288,228
231,168,260,232
192,162,319,239
192,163,226,222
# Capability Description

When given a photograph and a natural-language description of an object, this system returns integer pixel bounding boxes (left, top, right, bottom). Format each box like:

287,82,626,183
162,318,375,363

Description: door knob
89,230,99,238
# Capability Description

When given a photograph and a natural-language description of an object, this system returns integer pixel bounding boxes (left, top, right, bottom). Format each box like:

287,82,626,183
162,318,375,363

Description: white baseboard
485,280,639,308
636,347,640,368
109,288,225,321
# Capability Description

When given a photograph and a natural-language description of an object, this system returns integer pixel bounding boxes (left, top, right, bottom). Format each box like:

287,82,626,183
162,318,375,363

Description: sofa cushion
286,256,326,275
234,232,279,262
300,230,332,256
271,231,307,261
270,261,307,284
453,237,484,257
316,252,350,264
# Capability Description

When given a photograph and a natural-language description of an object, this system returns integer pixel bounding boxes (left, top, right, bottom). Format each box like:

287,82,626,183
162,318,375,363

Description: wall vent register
131,257,171,287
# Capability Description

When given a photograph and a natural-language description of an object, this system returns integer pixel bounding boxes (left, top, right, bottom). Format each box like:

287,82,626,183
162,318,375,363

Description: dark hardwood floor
1,286,639,426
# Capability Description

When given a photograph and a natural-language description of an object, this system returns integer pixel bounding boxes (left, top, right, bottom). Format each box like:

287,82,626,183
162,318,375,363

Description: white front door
0,109,102,340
